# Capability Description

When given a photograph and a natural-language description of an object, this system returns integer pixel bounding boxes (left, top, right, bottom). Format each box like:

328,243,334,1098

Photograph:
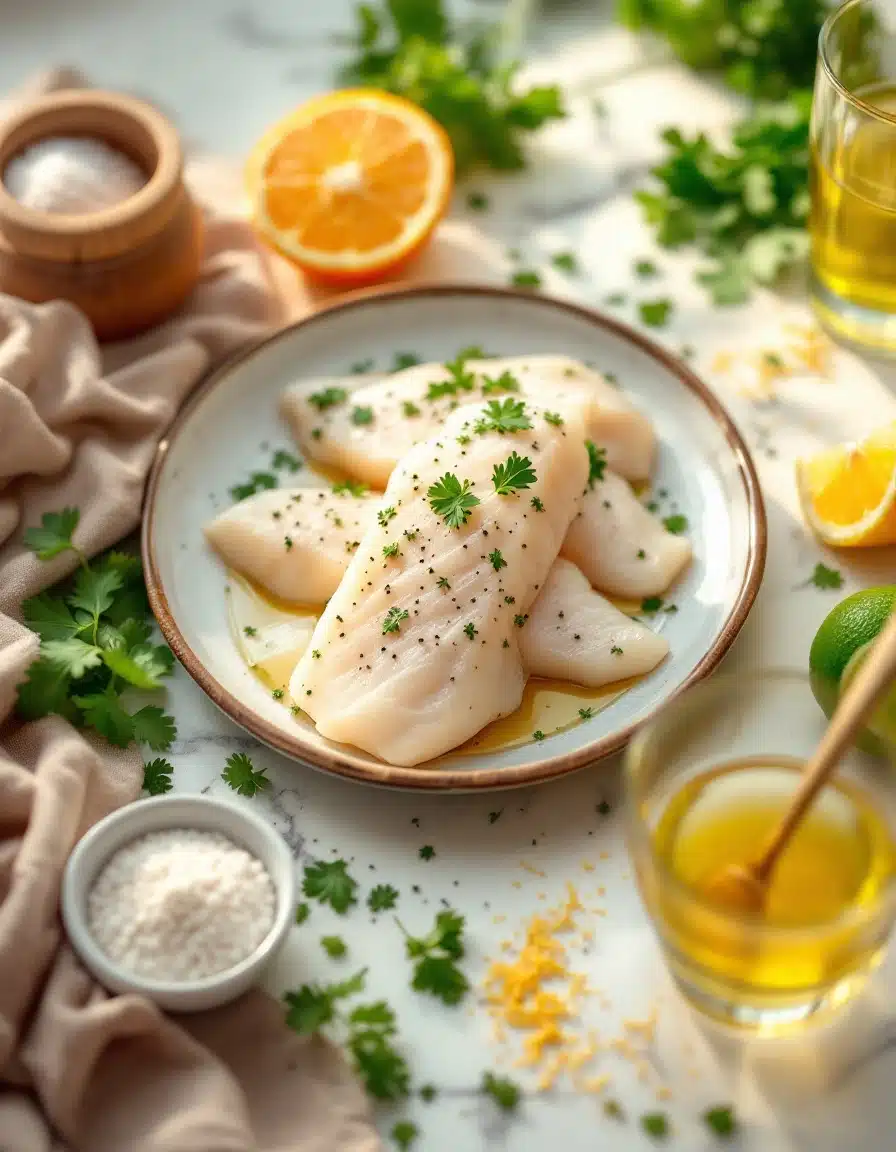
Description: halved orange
247,90,454,285
796,422,896,547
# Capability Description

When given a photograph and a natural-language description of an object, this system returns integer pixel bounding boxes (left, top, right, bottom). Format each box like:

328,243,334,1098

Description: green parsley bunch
340,0,565,172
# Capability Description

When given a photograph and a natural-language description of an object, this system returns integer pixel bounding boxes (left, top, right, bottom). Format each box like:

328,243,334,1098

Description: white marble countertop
5,1,896,1148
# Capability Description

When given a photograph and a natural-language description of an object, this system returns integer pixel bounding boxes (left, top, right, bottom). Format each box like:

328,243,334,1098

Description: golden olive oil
650,758,895,1002
810,83,896,314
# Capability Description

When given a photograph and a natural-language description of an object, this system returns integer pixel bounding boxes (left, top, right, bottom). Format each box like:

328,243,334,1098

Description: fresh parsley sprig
303,858,359,913
398,909,469,1006
492,452,537,495
428,473,480,528
222,751,270,797
474,398,532,435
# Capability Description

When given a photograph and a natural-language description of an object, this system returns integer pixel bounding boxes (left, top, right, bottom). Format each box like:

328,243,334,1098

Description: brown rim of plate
142,282,768,792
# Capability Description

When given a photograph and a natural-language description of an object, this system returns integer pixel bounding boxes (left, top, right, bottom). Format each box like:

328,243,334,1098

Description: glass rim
819,0,896,128
624,666,896,937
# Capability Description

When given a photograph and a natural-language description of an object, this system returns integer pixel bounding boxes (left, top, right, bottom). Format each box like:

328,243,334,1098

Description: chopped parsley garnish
504,596,515,604
551,250,579,274
543,411,564,426
492,452,536,495
321,935,347,958
222,752,269,797
533,729,545,741
641,1113,670,1141
637,548,646,559
482,1071,520,1111
467,191,489,210
586,441,607,488
402,400,421,417
308,386,347,411
368,884,399,912
311,428,323,440
481,370,520,395
142,757,174,795
295,902,310,925
605,292,627,306
230,472,277,502
463,622,478,640
639,298,674,328
703,1105,737,1138
351,405,375,426
513,614,528,628
393,352,421,371
350,359,375,374
603,1099,625,1120
382,606,410,634
437,576,451,589
579,707,595,719
488,549,507,572
597,799,611,815
428,473,480,527
284,536,293,551
511,269,542,289
635,258,659,278
641,596,664,614
272,449,302,472
391,1121,418,1150
420,1084,438,1102
474,397,532,435
611,644,623,655
303,858,358,913
419,845,435,860
243,625,257,637
332,479,369,496
531,496,544,512
488,810,503,824
272,688,284,699
400,909,469,1006
662,513,688,534
378,506,397,527
312,649,321,660
808,562,842,590
383,542,401,558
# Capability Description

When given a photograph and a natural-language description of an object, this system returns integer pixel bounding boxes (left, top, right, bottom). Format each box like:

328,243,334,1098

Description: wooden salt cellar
0,89,202,341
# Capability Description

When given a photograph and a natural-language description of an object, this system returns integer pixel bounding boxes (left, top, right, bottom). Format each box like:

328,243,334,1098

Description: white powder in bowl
4,136,146,214
87,827,276,982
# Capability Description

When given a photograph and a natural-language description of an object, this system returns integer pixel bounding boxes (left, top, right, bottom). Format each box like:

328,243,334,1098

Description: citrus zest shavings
711,324,832,397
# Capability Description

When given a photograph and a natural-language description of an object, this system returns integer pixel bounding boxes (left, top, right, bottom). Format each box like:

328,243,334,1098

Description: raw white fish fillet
290,400,590,765
280,355,654,487
520,559,669,686
561,470,692,598
204,487,379,605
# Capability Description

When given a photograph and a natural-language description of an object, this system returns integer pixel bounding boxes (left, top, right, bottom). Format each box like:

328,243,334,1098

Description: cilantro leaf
131,705,176,750
308,387,347,411
704,1105,737,1138
639,298,673,328
482,1071,520,1111
321,935,347,958
391,1121,418,1150
412,955,469,1005
586,441,607,487
808,562,842,590
474,397,531,435
348,1012,410,1100
382,606,410,634
489,549,507,572
303,858,358,913
16,657,73,719
23,508,80,561
481,370,520,395
284,969,367,1034
42,638,103,678
551,251,579,274
492,452,536,495
142,757,174,795
368,883,399,912
272,449,302,472
428,473,480,527
68,566,123,622
511,269,541,289
73,692,135,747
222,751,269,796
22,593,83,641
295,902,310,925
230,472,277,502
102,643,172,690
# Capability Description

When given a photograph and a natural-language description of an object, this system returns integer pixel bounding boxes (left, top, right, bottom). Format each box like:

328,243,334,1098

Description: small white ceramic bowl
62,794,296,1012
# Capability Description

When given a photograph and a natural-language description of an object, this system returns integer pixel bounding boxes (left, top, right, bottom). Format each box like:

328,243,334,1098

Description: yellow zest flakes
520,860,546,877
582,861,596,873
484,885,596,1088
712,324,832,398
582,1073,610,1094
493,914,506,924
624,1007,658,1043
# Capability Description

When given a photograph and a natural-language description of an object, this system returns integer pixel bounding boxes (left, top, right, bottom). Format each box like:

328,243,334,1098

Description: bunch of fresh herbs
637,91,812,304
17,509,177,757
339,0,565,172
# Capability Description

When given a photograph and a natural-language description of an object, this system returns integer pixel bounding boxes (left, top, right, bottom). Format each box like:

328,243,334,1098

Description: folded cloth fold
0,69,380,1152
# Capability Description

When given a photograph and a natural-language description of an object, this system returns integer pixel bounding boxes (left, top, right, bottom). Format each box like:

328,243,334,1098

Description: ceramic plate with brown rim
143,284,765,792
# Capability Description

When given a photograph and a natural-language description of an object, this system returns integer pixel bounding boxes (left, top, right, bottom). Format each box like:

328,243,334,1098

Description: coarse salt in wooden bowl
0,89,203,341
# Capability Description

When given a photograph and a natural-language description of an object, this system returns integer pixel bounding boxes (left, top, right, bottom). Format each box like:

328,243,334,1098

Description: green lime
809,586,896,755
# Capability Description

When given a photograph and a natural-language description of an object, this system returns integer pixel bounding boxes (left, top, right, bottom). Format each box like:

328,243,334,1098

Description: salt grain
87,827,276,982
4,136,146,214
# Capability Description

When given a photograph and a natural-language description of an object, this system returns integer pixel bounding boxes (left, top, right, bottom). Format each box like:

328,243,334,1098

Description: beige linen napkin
0,71,379,1152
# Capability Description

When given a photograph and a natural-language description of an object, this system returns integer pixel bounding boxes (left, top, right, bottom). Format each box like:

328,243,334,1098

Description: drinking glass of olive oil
625,670,896,1033
810,0,896,350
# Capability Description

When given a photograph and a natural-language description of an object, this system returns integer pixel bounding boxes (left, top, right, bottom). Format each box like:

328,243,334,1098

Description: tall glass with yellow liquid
625,671,896,1034
810,0,896,350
